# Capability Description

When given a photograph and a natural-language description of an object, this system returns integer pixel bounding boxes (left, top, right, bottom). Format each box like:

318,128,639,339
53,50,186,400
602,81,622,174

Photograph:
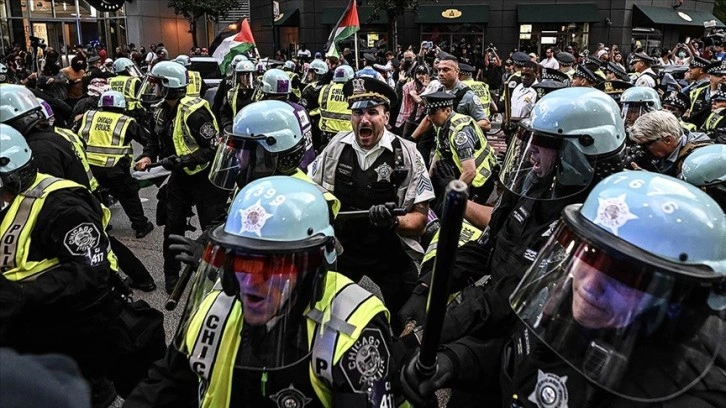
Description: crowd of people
0,29,725,408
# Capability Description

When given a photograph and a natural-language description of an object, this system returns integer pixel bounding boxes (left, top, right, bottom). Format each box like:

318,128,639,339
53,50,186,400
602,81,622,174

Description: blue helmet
499,87,626,200
511,171,726,402
681,144,726,210
0,123,36,195
0,84,44,134
208,100,310,190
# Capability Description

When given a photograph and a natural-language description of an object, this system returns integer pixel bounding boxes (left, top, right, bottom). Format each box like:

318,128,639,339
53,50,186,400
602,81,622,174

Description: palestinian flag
325,0,360,58
213,19,256,74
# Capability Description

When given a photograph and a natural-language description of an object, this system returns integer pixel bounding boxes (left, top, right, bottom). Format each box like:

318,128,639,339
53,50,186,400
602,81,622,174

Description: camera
422,41,433,49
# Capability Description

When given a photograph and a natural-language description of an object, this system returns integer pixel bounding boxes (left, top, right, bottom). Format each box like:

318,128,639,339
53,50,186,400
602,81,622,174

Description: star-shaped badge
238,199,273,237
592,194,639,236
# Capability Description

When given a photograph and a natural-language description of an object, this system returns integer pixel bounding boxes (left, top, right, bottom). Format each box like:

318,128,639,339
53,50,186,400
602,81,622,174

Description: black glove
159,155,182,171
168,234,204,269
400,350,455,408
397,284,429,329
369,204,400,230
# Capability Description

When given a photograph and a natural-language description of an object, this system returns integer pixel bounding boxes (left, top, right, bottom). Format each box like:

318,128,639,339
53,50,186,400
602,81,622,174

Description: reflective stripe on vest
55,126,99,191
286,71,302,99
440,113,497,187
462,79,492,117
704,112,725,131
187,71,203,97
173,96,219,175
183,272,389,408
318,83,352,133
1,175,80,280
78,110,135,167
109,76,142,110
422,220,483,267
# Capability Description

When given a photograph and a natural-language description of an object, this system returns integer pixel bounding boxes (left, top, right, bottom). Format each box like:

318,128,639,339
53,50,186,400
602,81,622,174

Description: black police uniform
220,87,254,129
300,73,332,152
140,100,228,287
212,73,235,120
122,313,392,408
28,87,73,128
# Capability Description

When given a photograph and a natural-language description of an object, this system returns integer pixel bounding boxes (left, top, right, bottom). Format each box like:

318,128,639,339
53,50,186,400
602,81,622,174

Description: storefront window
518,22,589,54
631,28,663,56
421,23,485,52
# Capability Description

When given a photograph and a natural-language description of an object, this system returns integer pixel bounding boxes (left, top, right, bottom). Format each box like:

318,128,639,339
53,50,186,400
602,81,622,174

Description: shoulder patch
341,328,390,392
455,131,469,146
199,122,216,139
64,223,101,255
508,80,517,89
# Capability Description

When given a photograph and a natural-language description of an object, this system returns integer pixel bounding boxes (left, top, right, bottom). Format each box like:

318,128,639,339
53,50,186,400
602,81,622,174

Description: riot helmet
112,57,142,77
309,59,328,77
681,144,726,210
0,84,44,134
261,69,291,96
36,98,54,126
283,60,296,71
138,60,188,105
174,176,336,371
228,54,248,75
98,90,127,111
620,86,662,129
234,60,256,90
333,65,355,84
209,100,309,190
173,54,192,67
499,87,626,200
0,123,37,196
510,171,726,402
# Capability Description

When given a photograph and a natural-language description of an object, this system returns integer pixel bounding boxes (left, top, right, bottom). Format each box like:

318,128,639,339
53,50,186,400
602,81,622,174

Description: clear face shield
173,239,332,371
233,71,255,90
125,64,143,78
137,74,166,107
510,216,726,402
208,131,283,191
621,102,653,129
499,125,597,200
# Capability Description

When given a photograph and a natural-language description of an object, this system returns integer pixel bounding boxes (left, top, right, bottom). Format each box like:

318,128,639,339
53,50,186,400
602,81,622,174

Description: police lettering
192,314,221,377
315,357,328,375
111,82,124,92
330,88,346,103
0,224,22,270
94,116,114,132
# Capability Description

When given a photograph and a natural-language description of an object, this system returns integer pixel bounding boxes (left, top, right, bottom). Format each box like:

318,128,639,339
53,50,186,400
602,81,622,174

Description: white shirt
511,81,538,119
341,130,394,170
539,57,560,70
635,68,656,88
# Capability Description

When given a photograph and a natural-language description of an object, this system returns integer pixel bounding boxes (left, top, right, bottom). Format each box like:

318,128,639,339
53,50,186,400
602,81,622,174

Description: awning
270,8,299,27
633,5,725,28
517,4,599,23
321,7,388,25
415,5,489,24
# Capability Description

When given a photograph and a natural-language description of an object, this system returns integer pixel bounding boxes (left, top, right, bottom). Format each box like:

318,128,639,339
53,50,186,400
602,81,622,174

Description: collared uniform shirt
635,68,657,87
442,80,487,121
511,81,539,119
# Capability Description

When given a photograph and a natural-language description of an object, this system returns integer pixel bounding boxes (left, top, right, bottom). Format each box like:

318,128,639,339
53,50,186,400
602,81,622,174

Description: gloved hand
168,234,204,269
369,204,400,230
432,161,457,196
159,155,182,171
397,284,429,329
400,350,456,408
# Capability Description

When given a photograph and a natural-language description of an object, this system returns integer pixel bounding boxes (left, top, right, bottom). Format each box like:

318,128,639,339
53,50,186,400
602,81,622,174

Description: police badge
374,163,393,182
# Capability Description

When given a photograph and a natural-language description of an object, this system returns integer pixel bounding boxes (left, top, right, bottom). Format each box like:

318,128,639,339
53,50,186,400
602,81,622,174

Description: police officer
555,51,576,79
533,67,569,99
662,90,698,132
212,54,248,119
501,51,531,137
0,84,90,187
398,89,627,381
134,61,228,294
681,143,726,209
682,56,712,127
123,176,397,408
422,91,498,212
620,86,662,131
109,57,144,114
593,79,633,105
282,60,302,102
318,65,354,146
300,59,331,152
78,90,153,238
602,61,631,83
308,77,435,331
356,53,386,82
173,54,208,98
402,171,726,408
571,63,601,88
509,61,539,123
630,52,658,88
630,110,712,177
458,63,493,118
220,59,256,129
0,124,163,408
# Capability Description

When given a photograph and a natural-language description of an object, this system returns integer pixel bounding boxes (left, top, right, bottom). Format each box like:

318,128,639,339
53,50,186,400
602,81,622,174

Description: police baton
335,202,407,220
165,262,194,311
415,180,468,376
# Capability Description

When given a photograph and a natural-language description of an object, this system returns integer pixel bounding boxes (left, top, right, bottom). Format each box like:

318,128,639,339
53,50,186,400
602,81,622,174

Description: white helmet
174,54,192,67
261,69,291,95
333,65,355,83
98,90,127,110
309,59,328,76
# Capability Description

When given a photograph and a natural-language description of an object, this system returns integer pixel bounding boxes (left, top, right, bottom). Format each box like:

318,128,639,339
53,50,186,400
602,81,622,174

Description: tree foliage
366,0,419,21
168,0,240,47
715,0,726,25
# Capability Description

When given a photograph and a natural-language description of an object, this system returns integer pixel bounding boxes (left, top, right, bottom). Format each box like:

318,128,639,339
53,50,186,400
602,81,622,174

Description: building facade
247,0,723,58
